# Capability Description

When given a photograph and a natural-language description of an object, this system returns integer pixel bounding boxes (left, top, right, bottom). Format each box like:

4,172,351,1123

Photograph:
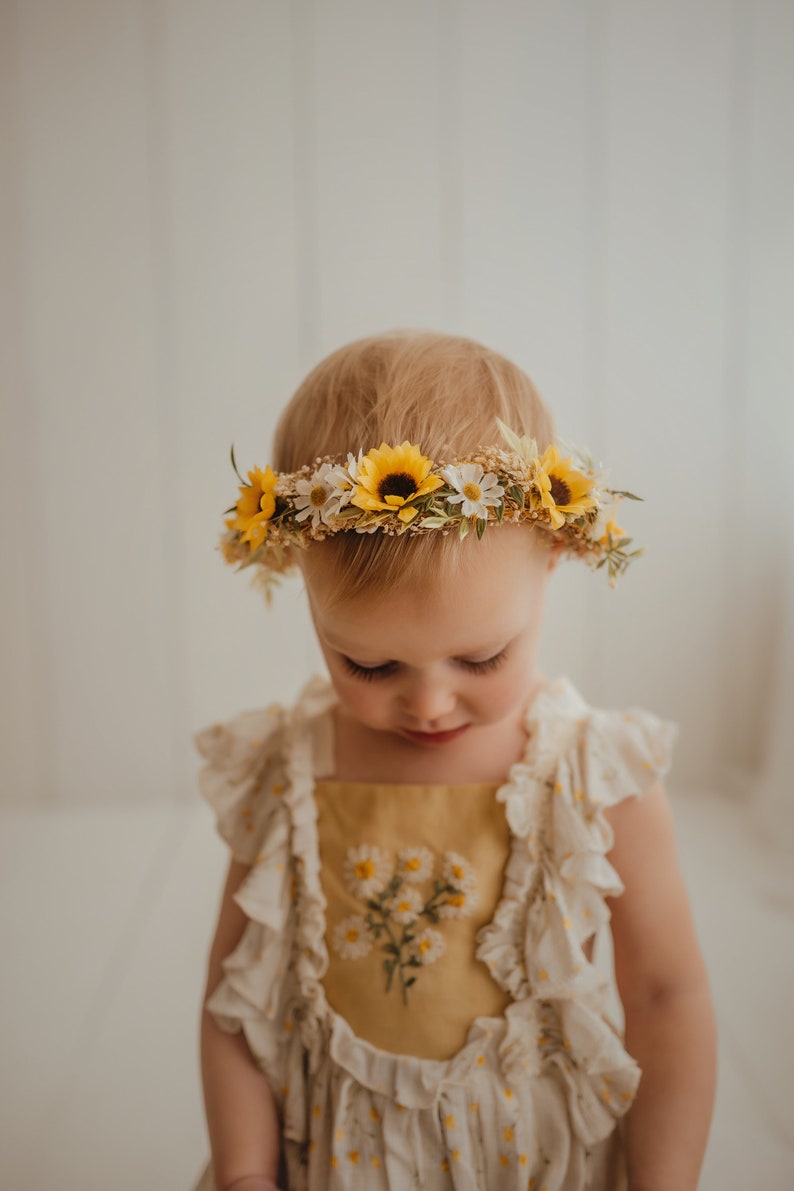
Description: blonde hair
272,329,557,605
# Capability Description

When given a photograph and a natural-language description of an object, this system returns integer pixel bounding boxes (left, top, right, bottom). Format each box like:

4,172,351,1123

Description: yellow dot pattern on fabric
331,1156,338,1169
370,1106,380,1121
519,1153,528,1165
476,1054,485,1065
451,1149,460,1161
470,1102,479,1113
283,1018,293,1033
313,1104,321,1119
504,1087,514,1099
371,1155,381,1168
335,1128,344,1141
538,969,549,981
348,1150,360,1164
441,1159,450,1172
503,1126,514,1142
272,783,284,794
500,1153,510,1167
445,1114,457,1129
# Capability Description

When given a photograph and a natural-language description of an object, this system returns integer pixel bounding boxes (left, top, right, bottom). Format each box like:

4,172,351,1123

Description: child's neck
328,672,547,786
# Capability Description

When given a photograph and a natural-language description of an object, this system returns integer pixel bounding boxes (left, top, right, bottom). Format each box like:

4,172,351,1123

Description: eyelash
342,650,508,682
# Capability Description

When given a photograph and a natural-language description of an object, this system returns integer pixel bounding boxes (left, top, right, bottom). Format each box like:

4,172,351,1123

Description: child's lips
402,724,471,746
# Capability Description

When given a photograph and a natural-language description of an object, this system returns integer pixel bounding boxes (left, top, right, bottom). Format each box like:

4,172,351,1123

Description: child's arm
604,780,718,1191
200,857,283,1191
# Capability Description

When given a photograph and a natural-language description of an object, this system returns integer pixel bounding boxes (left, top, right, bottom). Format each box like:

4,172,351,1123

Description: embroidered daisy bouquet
219,421,642,595
331,844,479,1006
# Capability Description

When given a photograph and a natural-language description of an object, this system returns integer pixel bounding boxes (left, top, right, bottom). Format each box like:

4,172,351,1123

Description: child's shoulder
529,674,679,812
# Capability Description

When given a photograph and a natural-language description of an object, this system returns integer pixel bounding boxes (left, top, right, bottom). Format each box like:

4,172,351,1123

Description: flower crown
219,420,642,599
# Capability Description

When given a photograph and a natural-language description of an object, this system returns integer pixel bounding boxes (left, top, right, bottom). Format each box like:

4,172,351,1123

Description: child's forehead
307,532,550,659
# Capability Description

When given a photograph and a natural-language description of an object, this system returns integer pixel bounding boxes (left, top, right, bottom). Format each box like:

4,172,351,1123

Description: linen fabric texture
190,675,677,1191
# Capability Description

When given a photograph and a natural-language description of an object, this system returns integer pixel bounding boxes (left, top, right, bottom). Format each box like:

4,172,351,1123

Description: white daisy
408,927,445,966
442,851,477,893
395,846,434,884
438,885,480,920
332,915,372,960
293,462,340,530
322,453,364,519
344,844,392,899
441,463,504,520
386,886,423,925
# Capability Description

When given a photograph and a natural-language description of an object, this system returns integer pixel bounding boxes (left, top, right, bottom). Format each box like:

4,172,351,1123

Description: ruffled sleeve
193,701,299,1060
194,702,288,866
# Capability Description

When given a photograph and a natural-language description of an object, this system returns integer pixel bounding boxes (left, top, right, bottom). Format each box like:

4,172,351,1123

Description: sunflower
351,441,444,524
225,465,277,550
532,446,596,530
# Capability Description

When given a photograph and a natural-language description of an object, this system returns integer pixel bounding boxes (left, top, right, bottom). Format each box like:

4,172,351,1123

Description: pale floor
0,788,792,1190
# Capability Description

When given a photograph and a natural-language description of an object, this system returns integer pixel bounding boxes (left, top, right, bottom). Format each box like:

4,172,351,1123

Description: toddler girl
192,331,716,1191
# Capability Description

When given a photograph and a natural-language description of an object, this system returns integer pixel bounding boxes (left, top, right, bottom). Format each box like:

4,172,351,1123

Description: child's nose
401,673,457,725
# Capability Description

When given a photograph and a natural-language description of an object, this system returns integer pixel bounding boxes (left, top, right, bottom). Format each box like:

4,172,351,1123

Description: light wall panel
309,0,448,350
0,2,48,805
10,0,174,804
597,0,736,786
717,0,794,791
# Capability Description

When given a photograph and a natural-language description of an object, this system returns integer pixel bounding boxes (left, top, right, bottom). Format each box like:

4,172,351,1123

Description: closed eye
342,649,509,681
458,649,508,674
342,657,397,682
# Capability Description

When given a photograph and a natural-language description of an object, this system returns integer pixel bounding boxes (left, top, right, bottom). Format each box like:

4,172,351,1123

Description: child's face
302,527,559,750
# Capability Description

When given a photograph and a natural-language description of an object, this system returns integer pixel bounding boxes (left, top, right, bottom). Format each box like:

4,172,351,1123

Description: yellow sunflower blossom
225,465,277,550
351,441,443,524
532,446,596,530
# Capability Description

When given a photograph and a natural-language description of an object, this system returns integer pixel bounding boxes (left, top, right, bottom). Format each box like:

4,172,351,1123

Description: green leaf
458,517,470,540
475,516,487,540
230,444,247,486
509,485,525,508
608,489,644,501
495,500,505,523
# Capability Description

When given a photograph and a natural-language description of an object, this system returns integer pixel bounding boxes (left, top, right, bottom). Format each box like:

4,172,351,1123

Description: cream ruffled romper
191,675,677,1191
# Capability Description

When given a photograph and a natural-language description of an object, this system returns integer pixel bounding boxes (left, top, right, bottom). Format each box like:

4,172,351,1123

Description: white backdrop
2,0,792,813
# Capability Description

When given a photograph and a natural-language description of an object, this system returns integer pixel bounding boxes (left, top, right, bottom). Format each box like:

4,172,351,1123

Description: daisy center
549,475,572,506
354,859,375,880
345,927,360,943
309,484,328,507
462,481,483,502
405,857,420,871
378,472,418,501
